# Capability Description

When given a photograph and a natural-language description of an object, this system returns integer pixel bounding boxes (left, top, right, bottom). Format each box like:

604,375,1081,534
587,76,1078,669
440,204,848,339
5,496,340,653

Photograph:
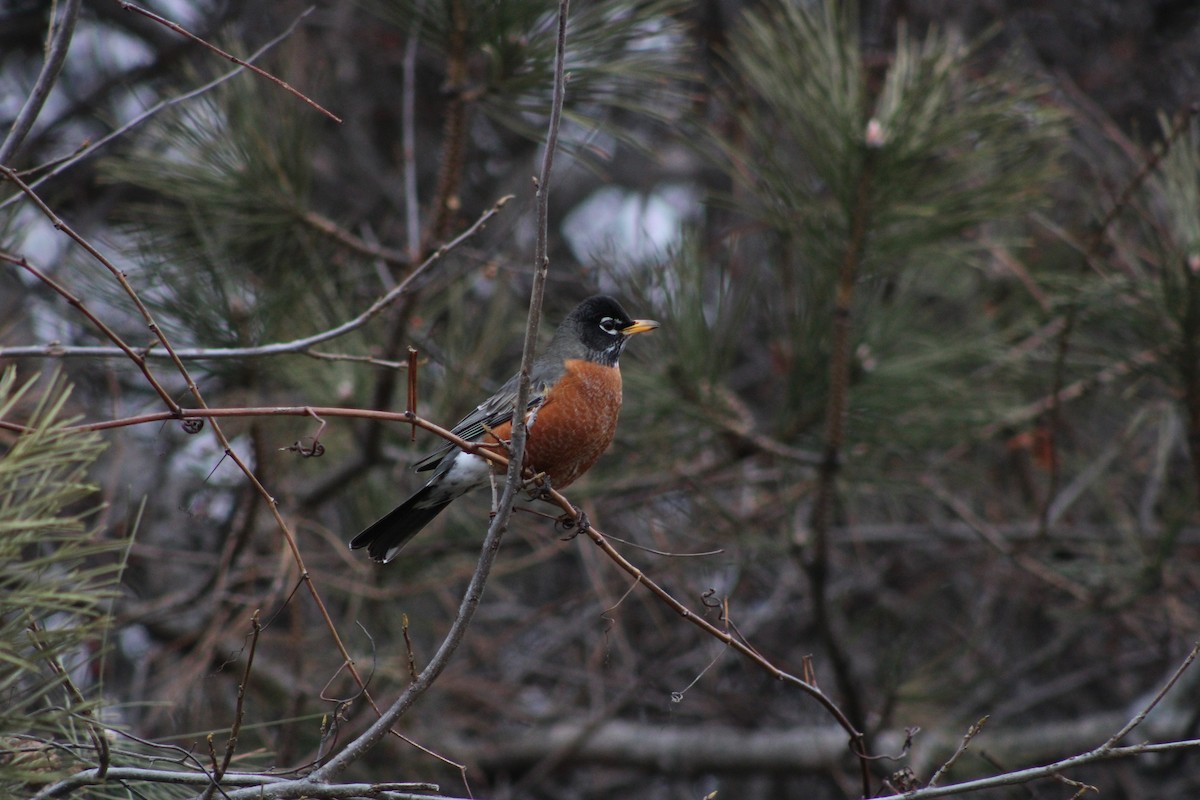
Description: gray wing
412,371,551,472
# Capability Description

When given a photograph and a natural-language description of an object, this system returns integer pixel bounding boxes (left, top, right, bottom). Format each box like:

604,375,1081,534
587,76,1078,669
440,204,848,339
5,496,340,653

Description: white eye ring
599,317,620,335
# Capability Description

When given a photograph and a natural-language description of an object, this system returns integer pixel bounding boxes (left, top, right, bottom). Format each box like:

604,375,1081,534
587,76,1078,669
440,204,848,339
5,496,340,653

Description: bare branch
1101,638,1200,750
0,0,82,164
116,1,341,123
927,717,988,787
30,766,452,800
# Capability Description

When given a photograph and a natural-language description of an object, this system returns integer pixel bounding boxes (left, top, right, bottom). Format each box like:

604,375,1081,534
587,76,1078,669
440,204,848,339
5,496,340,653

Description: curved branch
31,766,455,800
0,0,82,165
116,1,340,122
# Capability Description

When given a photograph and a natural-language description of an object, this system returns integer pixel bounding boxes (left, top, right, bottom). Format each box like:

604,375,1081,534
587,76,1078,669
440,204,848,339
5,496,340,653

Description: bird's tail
349,485,454,563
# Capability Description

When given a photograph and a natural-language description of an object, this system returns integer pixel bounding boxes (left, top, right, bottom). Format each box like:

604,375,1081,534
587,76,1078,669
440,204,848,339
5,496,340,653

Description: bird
350,295,660,563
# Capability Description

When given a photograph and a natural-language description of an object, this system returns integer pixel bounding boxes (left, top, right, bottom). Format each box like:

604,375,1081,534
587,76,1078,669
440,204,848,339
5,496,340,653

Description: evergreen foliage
0,370,118,796
364,0,694,147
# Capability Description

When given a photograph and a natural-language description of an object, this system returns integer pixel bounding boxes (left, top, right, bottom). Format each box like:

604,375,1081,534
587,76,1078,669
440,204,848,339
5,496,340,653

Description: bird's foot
556,508,590,540
524,472,555,502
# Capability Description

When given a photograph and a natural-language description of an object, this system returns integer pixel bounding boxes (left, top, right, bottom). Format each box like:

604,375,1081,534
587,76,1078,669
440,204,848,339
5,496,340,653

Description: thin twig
198,611,263,800
972,347,1163,442
0,7,314,211
0,0,82,164
1101,638,1200,750
926,716,988,787
1,165,231,420
559,504,868,762
1088,103,1200,254
401,0,427,261
25,618,110,780
921,475,1091,602
0,250,181,413
0,196,512,362
0,405,501,440
896,738,1200,799
301,211,411,267
116,1,341,123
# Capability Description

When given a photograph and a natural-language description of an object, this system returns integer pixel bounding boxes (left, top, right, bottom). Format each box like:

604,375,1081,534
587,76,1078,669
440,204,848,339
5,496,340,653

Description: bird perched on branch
350,295,660,563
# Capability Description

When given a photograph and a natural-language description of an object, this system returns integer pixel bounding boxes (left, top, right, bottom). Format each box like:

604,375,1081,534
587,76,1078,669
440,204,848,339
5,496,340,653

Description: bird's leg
523,470,553,501
555,506,591,540
522,474,588,538
280,408,327,457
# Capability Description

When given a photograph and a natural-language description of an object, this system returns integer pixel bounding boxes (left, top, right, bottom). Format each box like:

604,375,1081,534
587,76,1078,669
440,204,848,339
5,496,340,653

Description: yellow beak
621,319,660,336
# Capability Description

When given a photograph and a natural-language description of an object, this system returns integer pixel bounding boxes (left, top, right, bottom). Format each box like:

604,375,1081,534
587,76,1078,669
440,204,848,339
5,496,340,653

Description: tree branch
0,0,82,165
0,7,314,211
116,1,341,122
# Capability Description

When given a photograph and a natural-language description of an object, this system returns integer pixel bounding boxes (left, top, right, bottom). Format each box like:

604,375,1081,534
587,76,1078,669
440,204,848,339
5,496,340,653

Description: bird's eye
599,317,620,335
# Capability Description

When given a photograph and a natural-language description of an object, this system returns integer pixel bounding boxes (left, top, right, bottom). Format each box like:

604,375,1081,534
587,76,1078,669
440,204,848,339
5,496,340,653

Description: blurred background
3,0,1200,797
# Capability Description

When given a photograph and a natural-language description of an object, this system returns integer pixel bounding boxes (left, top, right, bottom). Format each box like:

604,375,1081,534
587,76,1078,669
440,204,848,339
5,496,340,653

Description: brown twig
1088,103,1199,256
25,619,110,779
116,1,341,123
423,0,471,245
407,347,419,443
401,614,419,683
198,611,262,800
555,501,870,770
1101,638,1200,750
0,250,181,414
300,211,411,267
0,7,315,213
926,716,988,788
0,167,219,419
972,347,1163,443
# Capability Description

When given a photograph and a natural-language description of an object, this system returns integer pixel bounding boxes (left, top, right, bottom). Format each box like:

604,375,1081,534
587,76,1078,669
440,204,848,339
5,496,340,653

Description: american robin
350,295,660,563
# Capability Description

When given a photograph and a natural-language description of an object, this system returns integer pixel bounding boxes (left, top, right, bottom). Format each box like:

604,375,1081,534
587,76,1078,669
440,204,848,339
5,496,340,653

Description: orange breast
480,359,623,488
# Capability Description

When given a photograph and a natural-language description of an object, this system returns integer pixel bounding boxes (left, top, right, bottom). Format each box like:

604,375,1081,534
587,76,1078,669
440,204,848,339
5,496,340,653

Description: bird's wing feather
413,370,553,472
